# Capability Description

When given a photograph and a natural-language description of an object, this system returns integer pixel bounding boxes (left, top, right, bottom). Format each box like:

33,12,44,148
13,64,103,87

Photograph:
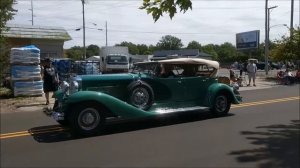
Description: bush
0,87,13,98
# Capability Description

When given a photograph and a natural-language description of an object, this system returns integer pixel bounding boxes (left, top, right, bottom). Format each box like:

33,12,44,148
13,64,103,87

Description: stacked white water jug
10,45,43,97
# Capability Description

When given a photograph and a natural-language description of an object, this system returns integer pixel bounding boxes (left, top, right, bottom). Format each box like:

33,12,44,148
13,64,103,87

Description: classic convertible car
48,58,242,135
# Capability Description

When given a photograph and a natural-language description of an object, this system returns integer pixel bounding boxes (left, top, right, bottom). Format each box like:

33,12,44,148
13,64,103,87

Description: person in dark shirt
41,58,59,105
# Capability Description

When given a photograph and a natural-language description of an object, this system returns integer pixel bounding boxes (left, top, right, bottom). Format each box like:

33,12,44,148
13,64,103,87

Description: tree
65,46,83,60
0,0,17,37
202,44,218,61
140,0,192,22
0,0,17,80
215,42,236,62
156,35,183,50
137,44,150,55
116,41,139,55
86,44,100,57
270,27,300,61
186,40,201,50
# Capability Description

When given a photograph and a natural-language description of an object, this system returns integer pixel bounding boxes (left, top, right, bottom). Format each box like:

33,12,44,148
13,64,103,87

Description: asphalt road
1,85,299,168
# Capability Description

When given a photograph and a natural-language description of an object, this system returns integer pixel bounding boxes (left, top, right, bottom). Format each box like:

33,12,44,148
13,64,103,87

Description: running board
154,106,210,114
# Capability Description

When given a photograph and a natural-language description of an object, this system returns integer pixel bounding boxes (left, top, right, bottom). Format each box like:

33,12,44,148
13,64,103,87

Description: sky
7,0,300,49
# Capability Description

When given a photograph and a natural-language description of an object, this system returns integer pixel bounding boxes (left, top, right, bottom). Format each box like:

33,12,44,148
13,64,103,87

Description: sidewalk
239,76,278,91
0,93,55,114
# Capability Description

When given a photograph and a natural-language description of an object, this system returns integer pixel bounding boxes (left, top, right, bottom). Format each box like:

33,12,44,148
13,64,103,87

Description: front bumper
52,111,65,121
43,99,65,121
43,108,65,121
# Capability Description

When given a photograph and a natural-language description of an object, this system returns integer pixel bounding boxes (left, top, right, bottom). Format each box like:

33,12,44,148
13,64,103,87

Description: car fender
64,91,155,119
205,83,240,108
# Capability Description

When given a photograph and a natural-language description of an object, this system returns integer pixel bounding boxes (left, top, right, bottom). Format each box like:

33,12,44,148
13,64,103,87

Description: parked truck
100,46,130,73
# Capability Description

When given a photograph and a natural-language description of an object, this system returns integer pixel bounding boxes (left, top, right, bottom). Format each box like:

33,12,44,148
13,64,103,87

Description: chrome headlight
61,81,70,95
69,81,79,94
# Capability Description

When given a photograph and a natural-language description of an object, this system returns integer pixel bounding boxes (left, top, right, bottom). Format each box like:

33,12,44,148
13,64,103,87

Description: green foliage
65,46,83,60
0,0,17,79
202,44,218,61
115,41,139,55
140,0,192,22
156,35,183,50
86,44,100,57
137,44,150,55
271,27,300,61
0,0,17,37
186,41,201,50
215,42,236,62
65,44,100,60
0,87,12,98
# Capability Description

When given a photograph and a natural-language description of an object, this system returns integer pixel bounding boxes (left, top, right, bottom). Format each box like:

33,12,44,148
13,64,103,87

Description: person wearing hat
41,58,59,105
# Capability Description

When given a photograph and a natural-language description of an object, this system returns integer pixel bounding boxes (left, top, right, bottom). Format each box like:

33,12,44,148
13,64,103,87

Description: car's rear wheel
68,102,105,136
128,81,154,110
211,93,231,116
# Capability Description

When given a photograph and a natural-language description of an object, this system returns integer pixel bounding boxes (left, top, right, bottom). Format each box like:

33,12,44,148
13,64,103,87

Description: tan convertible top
159,58,219,69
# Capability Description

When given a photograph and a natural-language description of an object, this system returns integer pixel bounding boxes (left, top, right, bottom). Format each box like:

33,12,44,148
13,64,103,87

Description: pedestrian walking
41,58,59,105
247,60,257,87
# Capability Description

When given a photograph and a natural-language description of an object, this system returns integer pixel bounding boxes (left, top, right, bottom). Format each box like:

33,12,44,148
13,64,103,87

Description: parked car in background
46,58,242,136
270,62,282,70
255,62,271,71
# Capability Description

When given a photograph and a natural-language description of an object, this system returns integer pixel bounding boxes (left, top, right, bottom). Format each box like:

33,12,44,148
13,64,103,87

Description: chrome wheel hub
215,96,227,112
78,108,100,131
132,88,149,108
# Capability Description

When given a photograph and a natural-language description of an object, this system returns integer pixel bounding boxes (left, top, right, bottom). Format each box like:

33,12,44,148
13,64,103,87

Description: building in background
3,24,71,59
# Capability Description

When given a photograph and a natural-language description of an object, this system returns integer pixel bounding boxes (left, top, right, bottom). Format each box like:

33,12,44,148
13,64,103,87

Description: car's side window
195,64,215,77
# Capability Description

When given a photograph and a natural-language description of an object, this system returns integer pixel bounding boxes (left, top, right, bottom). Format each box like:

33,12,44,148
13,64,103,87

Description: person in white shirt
247,60,257,86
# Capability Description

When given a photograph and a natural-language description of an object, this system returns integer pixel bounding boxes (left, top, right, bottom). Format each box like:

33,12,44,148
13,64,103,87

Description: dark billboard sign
236,30,260,50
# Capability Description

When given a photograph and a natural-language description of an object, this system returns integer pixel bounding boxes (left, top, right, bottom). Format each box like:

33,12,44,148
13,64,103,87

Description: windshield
130,62,159,75
107,55,128,64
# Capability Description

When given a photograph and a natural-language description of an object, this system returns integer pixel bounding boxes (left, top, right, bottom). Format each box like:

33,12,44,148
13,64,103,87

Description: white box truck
100,46,130,73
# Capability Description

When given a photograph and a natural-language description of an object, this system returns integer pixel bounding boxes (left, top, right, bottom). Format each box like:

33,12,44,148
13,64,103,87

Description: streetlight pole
82,0,86,60
105,21,108,46
265,5,278,75
265,0,268,75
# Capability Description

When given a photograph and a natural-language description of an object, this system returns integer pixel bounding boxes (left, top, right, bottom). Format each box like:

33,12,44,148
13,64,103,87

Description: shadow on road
229,120,300,168
29,111,234,143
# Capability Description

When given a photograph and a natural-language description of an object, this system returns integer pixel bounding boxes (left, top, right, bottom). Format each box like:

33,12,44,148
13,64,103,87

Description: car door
148,64,186,102
184,64,213,102
153,77,186,102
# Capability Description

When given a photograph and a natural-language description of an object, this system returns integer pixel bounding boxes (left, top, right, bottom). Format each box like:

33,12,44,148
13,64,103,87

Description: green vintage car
49,58,242,135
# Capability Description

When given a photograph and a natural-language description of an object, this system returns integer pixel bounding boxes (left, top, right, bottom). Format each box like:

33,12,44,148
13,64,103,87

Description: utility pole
30,0,34,25
105,21,108,46
290,0,294,38
82,0,86,60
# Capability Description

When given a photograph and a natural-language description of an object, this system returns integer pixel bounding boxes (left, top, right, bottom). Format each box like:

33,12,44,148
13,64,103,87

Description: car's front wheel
68,102,105,136
211,93,231,116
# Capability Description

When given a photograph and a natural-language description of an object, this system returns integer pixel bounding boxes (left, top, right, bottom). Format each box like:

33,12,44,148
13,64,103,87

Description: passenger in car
160,64,175,78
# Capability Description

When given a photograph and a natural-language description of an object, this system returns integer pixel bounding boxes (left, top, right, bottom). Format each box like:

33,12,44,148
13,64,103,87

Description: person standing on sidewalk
247,60,257,87
41,58,59,105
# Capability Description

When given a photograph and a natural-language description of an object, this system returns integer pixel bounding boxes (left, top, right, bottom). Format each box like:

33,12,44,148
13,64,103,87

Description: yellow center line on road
0,96,299,140
0,127,67,140
232,96,300,108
